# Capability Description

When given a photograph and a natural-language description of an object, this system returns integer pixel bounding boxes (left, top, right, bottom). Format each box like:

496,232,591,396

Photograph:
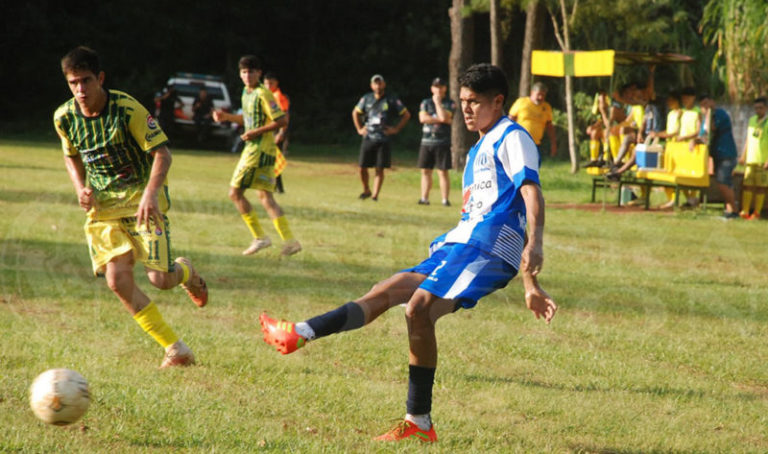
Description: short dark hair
61,46,100,75
264,72,278,81
680,86,696,97
754,96,768,106
458,63,508,102
239,55,262,71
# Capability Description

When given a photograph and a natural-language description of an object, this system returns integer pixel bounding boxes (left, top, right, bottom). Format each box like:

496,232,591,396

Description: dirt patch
549,202,678,215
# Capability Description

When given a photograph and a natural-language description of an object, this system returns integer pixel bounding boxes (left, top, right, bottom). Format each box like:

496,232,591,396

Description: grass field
1,138,767,453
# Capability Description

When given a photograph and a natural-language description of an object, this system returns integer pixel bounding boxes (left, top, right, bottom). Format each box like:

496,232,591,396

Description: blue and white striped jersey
430,116,540,269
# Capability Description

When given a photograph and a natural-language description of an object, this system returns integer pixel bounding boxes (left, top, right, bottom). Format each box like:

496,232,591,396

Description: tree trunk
519,1,543,98
490,0,502,67
449,0,475,169
564,74,578,172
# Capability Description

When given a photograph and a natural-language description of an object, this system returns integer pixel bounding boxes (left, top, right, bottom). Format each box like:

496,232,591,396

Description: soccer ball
29,369,91,426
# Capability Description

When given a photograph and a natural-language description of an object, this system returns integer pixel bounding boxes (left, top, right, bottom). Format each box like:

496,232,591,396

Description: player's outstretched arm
522,272,557,324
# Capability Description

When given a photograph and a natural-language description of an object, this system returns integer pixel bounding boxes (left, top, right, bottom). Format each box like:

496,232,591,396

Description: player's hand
241,129,262,141
525,286,557,324
136,192,162,232
521,244,543,276
357,127,368,136
212,110,225,123
78,187,94,212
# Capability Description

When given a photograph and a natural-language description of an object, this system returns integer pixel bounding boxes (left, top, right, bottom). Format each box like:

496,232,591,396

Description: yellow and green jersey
746,114,768,164
241,85,285,157
53,89,170,220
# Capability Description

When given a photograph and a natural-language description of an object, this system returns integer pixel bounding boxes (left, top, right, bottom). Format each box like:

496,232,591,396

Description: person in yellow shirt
508,82,556,157
739,97,768,220
213,55,301,256
54,46,207,368
675,87,702,207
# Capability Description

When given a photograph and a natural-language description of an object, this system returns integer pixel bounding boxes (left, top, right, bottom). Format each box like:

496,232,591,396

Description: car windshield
174,83,226,101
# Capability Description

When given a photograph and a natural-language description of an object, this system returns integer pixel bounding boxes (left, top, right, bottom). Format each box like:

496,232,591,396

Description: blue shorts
402,243,518,309
714,157,736,186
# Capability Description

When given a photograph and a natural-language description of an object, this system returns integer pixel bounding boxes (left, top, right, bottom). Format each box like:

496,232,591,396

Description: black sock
406,365,436,415
305,302,365,339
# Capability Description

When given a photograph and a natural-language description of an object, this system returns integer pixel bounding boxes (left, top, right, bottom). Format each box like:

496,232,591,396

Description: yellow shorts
230,145,276,191
84,215,173,276
743,164,768,188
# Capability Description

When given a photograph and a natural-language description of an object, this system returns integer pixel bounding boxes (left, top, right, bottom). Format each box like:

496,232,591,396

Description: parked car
155,72,237,144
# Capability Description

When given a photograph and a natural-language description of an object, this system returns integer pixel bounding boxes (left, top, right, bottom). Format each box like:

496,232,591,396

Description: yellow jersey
508,97,553,144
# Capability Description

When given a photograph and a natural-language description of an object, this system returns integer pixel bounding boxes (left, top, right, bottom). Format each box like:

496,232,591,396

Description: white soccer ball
29,368,91,426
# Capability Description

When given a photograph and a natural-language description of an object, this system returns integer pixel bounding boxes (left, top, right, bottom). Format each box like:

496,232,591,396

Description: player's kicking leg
259,272,425,353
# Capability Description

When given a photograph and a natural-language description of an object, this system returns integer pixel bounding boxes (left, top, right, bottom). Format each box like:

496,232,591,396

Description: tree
701,0,768,103
519,0,544,98
490,0,503,66
547,0,579,173
449,0,475,168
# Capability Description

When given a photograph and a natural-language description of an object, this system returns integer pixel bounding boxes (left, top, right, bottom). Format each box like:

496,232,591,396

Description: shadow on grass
0,189,73,206
567,444,694,454
464,374,710,400
1,237,400,297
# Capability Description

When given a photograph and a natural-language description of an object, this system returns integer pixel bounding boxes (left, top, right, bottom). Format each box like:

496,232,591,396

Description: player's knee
228,187,242,202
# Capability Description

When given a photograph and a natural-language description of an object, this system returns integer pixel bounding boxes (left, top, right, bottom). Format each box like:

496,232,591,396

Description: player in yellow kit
54,46,207,368
213,55,301,256
739,97,768,220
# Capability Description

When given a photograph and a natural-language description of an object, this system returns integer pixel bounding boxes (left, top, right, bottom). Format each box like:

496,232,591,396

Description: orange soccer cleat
259,313,306,354
374,420,437,443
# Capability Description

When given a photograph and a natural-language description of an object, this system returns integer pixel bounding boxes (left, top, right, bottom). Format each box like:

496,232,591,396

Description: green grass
1,138,767,453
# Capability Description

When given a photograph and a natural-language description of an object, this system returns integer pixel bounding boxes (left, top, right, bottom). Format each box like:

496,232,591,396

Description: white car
157,72,237,141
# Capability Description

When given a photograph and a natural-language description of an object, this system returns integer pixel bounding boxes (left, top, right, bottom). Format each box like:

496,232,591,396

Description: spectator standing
739,97,768,220
352,74,411,201
192,87,214,142
417,77,455,206
698,95,738,218
154,85,182,136
508,81,556,157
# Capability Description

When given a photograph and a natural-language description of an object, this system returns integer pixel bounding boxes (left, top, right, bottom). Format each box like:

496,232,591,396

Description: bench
590,141,710,209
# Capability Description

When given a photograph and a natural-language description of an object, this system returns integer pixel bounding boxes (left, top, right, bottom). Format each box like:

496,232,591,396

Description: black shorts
417,143,452,170
359,138,391,168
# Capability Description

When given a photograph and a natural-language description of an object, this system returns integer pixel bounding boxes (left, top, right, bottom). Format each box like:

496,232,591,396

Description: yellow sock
241,211,266,238
133,302,179,349
272,216,294,241
742,190,753,213
175,260,190,285
589,140,599,160
754,193,765,214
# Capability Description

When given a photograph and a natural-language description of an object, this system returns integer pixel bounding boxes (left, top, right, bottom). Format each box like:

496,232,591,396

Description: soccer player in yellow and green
213,55,301,256
739,97,768,220
54,46,207,368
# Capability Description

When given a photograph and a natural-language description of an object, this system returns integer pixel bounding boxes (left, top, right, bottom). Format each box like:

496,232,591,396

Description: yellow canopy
531,50,615,77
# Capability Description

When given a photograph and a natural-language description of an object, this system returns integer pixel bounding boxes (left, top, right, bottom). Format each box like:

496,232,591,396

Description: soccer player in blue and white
260,63,557,443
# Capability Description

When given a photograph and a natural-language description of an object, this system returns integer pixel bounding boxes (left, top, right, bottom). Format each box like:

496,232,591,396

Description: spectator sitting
648,92,682,208
607,90,661,181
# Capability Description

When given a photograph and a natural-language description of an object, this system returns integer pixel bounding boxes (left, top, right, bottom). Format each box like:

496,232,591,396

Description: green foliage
551,91,595,159
701,0,768,102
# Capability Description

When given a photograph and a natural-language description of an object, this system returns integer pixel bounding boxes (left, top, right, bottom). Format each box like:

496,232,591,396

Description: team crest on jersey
476,151,492,171
146,115,158,129
270,101,279,111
